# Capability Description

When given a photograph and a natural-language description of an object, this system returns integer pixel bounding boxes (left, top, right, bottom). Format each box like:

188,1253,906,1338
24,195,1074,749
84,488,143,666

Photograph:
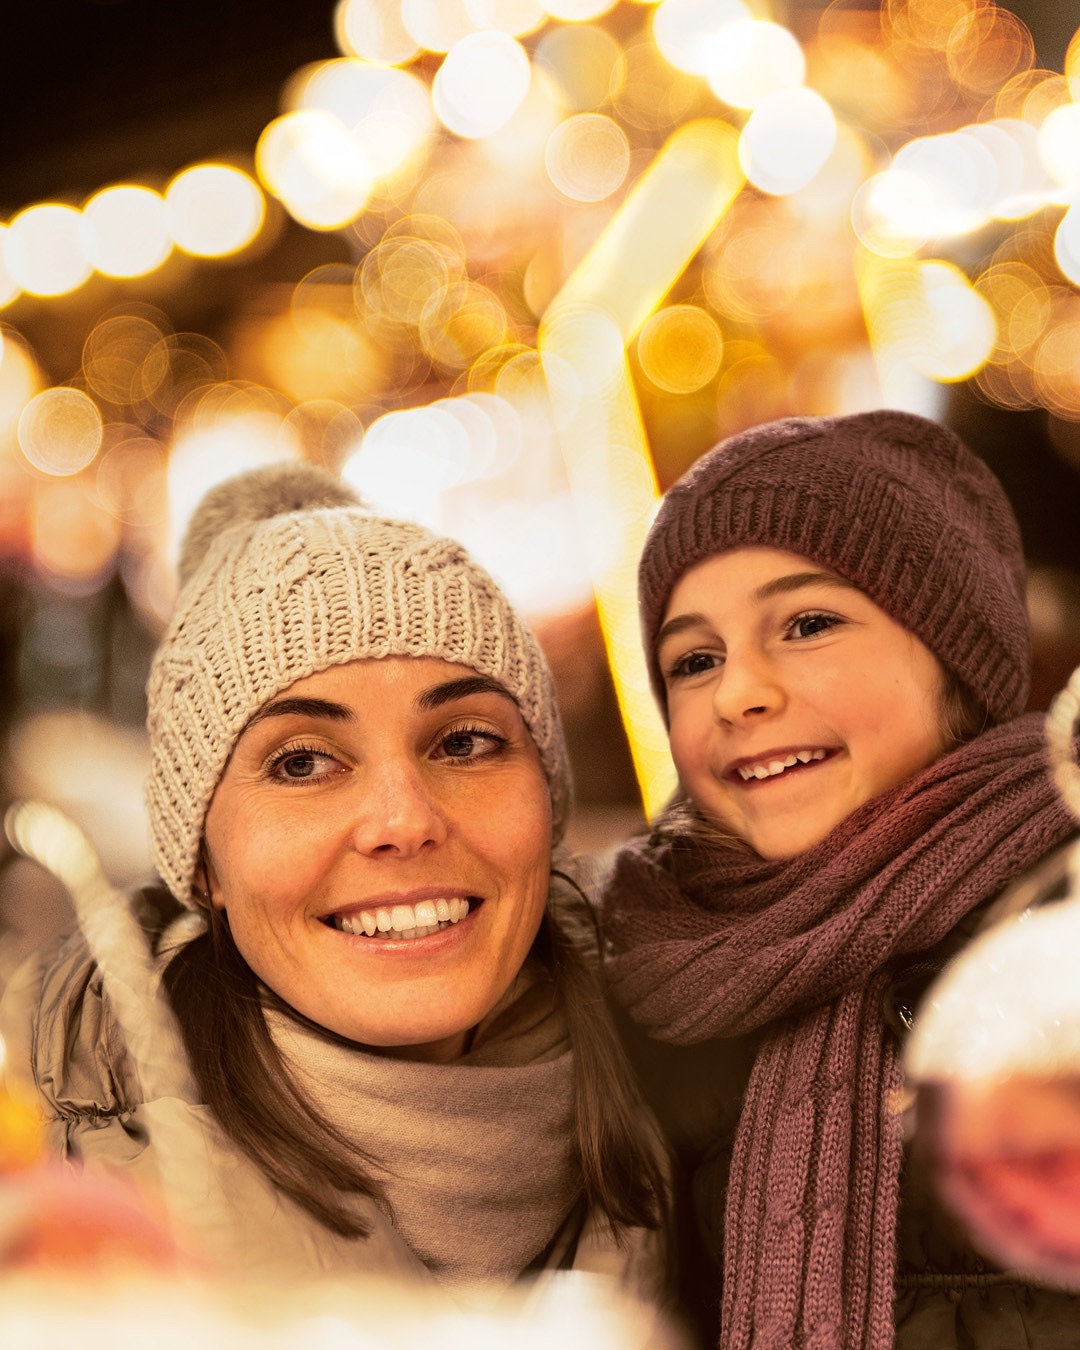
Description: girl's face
656,547,949,860
202,656,552,1062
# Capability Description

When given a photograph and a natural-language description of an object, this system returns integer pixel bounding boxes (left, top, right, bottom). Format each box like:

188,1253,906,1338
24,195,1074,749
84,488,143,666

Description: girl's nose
350,763,448,858
710,652,784,726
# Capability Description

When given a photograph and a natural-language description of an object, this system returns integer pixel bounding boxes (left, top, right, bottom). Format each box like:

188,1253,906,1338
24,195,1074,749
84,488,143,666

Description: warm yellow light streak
541,119,744,817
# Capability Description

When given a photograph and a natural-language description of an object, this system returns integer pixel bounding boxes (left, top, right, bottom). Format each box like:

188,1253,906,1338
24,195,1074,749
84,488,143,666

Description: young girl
601,410,1079,1349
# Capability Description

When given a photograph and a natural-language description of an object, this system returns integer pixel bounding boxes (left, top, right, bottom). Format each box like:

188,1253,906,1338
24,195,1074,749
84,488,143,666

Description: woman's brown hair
162,876,666,1242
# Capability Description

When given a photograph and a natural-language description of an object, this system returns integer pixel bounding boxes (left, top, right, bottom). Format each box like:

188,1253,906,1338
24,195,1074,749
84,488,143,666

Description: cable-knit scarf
601,715,1077,1349
267,960,582,1285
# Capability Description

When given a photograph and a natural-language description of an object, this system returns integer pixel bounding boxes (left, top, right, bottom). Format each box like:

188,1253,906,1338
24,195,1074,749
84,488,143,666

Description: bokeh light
334,0,421,64
433,31,532,139
401,0,476,53
540,0,617,21
545,114,630,201
1038,103,1080,195
534,25,621,111
652,0,749,77
738,88,837,196
4,203,91,297
637,304,722,393
31,479,122,586
80,185,171,278
1054,206,1080,286
165,164,266,257
17,388,104,477
705,20,805,111
257,110,373,228
0,228,21,307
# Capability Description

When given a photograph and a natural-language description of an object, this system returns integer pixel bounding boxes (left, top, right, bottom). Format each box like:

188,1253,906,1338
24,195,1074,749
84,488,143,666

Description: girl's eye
667,650,721,681
789,611,840,640
436,725,508,762
267,746,342,783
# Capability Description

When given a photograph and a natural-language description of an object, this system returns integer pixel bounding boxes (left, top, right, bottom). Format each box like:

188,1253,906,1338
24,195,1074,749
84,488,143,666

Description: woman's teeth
329,898,471,940
737,749,826,782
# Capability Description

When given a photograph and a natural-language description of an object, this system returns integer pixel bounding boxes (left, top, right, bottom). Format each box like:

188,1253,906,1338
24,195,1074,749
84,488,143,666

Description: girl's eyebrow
655,571,858,651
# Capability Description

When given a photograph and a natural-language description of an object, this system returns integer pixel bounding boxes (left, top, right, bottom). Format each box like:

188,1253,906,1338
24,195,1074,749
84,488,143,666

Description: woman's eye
269,748,341,782
437,727,506,761
790,612,838,639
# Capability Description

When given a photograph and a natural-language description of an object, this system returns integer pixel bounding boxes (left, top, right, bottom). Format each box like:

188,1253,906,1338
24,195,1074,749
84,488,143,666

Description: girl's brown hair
162,877,666,1242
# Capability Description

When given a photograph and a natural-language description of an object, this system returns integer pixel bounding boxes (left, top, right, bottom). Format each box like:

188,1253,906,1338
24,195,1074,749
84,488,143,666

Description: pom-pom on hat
148,462,571,906
639,410,1030,725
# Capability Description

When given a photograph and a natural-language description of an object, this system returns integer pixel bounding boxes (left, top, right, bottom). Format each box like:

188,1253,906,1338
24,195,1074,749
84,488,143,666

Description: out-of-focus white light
986,119,1052,220
17,387,103,476
738,87,837,196
167,417,294,564
545,114,630,201
652,0,750,77
342,407,471,527
401,0,476,52
1038,103,1080,193
892,132,999,237
539,0,617,18
295,60,434,181
433,32,531,139
465,0,546,38
80,185,171,278
914,260,996,383
334,0,421,64
0,227,19,306
4,204,92,297
166,164,266,257
1054,205,1080,285
705,20,804,110
851,170,936,258
257,111,373,229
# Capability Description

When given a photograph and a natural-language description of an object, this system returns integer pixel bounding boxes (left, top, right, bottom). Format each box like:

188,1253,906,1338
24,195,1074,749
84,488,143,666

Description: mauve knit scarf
602,715,1077,1350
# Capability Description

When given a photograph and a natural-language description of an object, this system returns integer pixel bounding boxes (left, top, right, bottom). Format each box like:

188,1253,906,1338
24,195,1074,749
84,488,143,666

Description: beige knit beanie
147,462,571,906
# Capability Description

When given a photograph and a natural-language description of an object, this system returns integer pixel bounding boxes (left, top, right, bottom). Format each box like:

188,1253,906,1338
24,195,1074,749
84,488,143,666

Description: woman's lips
322,896,480,940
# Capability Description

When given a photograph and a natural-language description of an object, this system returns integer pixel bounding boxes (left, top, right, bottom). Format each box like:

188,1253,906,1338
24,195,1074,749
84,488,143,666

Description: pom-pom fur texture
177,462,362,591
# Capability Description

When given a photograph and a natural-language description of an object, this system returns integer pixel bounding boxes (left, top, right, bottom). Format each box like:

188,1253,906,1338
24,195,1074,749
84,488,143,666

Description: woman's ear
194,844,225,912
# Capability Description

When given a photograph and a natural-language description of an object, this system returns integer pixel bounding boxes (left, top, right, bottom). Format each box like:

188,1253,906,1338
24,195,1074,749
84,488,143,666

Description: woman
601,410,1079,1348
1,462,667,1295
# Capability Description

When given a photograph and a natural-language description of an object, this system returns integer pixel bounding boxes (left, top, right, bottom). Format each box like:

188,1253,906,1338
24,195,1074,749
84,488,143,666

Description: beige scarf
267,962,583,1284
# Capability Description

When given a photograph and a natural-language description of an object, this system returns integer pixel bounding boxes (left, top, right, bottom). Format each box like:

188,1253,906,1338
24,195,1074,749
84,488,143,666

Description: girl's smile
657,546,950,859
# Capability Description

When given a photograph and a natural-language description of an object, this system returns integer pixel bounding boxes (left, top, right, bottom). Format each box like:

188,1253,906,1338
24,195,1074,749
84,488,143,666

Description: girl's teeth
332,898,471,938
739,749,827,781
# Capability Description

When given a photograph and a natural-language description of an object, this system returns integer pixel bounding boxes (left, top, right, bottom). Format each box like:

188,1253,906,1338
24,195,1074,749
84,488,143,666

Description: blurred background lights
0,228,21,307
738,87,838,196
80,186,171,279
534,24,621,111
893,132,1001,237
292,60,434,182
464,0,546,39
1037,102,1080,193
637,304,722,393
540,0,618,21
342,406,468,527
851,169,936,258
4,203,91,298
31,479,121,586
400,0,477,53
652,0,750,78
165,164,266,257
705,20,805,111
334,0,421,64
1054,206,1080,286
17,387,104,477
914,260,997,382
257,110,373,229
433,31,532,139
545,114,630,201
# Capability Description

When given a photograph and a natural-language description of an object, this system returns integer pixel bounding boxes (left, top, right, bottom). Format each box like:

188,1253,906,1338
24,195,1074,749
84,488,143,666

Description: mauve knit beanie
639,409,1030,724
147,461,571,906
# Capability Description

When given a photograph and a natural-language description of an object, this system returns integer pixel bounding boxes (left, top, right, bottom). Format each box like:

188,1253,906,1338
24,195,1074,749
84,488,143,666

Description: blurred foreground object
905,664,1080,1286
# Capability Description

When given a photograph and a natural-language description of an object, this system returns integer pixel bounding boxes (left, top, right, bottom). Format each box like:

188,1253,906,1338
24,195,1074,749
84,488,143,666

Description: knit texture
147,463,571,905
639,411,1030,725
601,716,1077,1350
268,958,579,1284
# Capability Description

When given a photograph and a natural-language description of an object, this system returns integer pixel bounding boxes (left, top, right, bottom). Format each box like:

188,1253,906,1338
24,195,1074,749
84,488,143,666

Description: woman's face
656,546,949,859
202,656,552,1062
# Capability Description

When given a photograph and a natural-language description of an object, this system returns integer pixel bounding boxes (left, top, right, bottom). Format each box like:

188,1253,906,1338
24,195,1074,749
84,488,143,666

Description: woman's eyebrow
244,697,353,731
415,675,517,712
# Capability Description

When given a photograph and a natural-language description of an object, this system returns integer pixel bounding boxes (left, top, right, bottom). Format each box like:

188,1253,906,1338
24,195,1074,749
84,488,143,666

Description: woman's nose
350,763,448,858
710,651,783,725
